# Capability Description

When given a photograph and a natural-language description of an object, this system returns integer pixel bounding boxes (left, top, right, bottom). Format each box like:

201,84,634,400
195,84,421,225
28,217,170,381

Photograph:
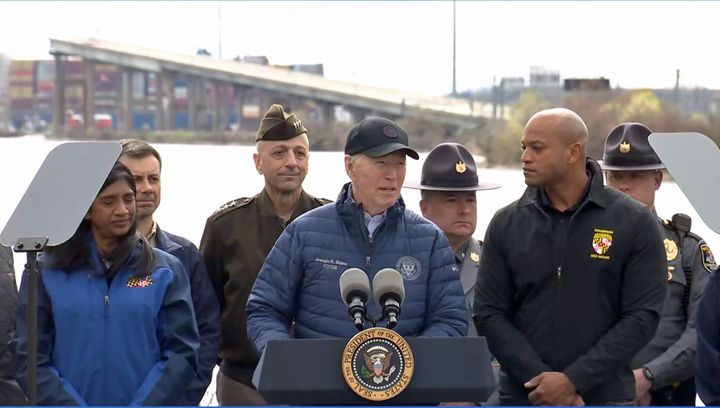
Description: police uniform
600,122,715,405
404,142,500,336
199,104,330,404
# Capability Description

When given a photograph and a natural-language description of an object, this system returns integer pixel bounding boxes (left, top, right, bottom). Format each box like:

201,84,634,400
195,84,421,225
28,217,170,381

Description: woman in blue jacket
14,162,199,405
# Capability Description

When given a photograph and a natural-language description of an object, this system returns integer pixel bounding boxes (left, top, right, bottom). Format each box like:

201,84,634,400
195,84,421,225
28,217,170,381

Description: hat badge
619,141,631,154
383,125,399,138
455,161,467,174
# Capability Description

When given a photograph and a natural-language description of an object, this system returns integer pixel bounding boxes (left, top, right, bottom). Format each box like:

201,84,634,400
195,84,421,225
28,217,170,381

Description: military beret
599,122,665,171
256,104,308,142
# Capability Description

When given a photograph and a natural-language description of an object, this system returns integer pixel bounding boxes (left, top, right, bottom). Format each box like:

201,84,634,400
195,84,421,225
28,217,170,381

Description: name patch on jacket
396,256,421,280
314,257,348,271
127,275,154,288
591,228,613,260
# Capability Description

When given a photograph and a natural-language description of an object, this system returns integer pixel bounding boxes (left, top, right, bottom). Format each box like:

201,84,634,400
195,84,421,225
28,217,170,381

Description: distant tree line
460,89,720,167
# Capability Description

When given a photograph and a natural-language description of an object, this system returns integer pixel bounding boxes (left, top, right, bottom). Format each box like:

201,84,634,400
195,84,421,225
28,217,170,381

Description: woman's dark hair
44,161,155,278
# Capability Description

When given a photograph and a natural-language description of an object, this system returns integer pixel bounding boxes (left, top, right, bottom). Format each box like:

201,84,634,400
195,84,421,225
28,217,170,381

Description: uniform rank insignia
470,251,480,262
700,244,716,272
591,228,613,259
664,239,678,261
127,276,153,288
619,141,631,153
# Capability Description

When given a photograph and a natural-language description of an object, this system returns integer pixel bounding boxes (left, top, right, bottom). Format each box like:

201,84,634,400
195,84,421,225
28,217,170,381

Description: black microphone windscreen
372,268,405,304
339,268,370,304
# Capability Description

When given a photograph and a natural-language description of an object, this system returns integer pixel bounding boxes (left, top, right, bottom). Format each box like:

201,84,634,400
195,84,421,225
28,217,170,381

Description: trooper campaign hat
599,122,665,171
255,104,308,142
344,117,419,159
404,143,500,191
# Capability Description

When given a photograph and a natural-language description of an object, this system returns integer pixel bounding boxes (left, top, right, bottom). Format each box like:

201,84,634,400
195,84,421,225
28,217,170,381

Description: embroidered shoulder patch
700,244,716,272
209,197,253,221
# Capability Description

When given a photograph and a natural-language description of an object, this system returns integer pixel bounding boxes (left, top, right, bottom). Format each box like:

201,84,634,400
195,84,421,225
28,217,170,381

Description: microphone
339,268,371,331
372,268,405,329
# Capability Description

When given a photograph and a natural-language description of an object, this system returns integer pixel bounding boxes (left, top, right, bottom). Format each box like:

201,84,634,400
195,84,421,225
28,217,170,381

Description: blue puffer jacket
14,235,199,406
247,182,467,353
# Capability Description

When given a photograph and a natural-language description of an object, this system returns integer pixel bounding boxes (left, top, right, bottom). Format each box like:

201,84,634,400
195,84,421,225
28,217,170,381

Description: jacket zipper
366,234,373,267
559,200,590,281
103,284,110,401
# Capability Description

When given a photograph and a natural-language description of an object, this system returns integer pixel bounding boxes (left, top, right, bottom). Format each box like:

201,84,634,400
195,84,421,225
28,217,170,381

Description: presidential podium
253,336,496,405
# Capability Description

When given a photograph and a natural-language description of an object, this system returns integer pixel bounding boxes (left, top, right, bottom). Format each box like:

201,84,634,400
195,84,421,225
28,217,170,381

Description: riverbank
46,128,258,145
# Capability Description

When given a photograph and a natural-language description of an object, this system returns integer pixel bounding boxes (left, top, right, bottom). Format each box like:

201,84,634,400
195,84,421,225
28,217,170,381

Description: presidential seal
341,327,414,401
396,256,421,281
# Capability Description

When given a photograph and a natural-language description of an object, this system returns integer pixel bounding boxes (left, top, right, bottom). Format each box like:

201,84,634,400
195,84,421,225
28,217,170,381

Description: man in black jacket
474,108,666,405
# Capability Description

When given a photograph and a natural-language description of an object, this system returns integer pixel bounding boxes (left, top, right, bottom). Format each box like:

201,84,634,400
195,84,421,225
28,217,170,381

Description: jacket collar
518,158,612,210
459,238,482,296
85,231,142,275
258,188,316,223
153,224,181,253
335,182,405,222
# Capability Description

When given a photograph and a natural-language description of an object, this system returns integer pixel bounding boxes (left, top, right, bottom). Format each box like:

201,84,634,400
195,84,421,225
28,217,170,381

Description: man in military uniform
404,142,499,334
599,122,714,406
199,104,329,405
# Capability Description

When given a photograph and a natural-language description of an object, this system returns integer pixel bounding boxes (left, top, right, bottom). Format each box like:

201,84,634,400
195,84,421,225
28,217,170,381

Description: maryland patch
127,275,153,288
591,228,613,260
700,244,716,272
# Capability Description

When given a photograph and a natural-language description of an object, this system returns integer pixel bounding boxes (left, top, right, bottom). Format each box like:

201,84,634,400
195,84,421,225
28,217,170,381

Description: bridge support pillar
321,102,336,124
118,68,133,132
51,53,66,137
166,72,175,130
219,82,229,131
154,71,166,131
232,84,246,129
187,76,197,131
345,106,370,124
197,80,209,131
83,60,95,134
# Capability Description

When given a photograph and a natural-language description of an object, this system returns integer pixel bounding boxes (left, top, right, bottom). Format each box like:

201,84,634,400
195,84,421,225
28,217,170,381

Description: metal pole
452,0,457,96
27,251,37,406
15,237,48,406
218,2,223,60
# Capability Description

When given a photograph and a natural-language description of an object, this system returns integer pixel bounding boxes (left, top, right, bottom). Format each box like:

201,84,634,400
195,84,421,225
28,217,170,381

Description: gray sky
1,1,718,95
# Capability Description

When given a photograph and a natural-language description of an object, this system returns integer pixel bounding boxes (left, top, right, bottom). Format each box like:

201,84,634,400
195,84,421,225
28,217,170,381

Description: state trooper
599,122,715,406
404,142,500,334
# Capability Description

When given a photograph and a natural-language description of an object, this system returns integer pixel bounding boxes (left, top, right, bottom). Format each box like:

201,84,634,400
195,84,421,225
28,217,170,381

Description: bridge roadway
49,37,496,129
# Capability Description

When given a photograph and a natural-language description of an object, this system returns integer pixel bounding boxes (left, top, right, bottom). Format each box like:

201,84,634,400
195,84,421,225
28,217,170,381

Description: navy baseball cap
344,117,419,160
